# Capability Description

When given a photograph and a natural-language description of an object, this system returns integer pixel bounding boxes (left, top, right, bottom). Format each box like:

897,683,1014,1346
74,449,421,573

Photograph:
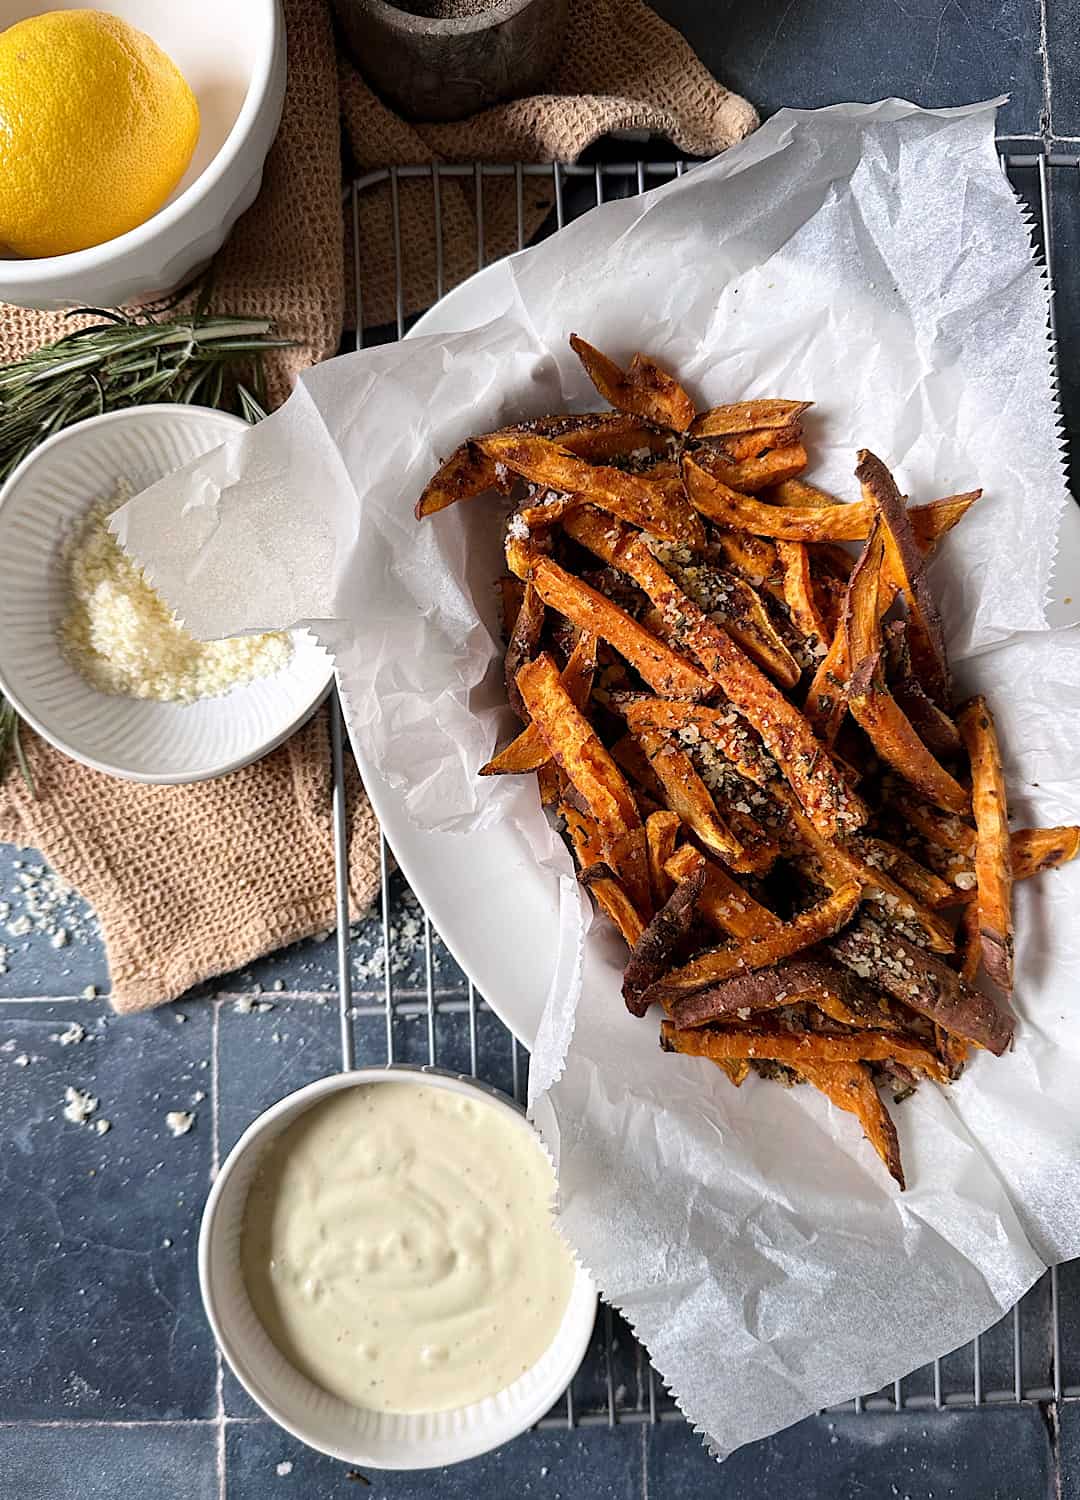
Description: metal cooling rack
328,149,1080,1432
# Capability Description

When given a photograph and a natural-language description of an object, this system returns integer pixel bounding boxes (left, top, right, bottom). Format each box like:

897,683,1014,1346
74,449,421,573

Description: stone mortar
332,0,570,122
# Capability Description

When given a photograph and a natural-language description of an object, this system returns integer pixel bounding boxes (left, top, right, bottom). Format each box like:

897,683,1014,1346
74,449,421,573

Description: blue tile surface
225,1419,642,1499
648,1408,1056,1500
0,1001,216,1420
649,0,1044,141
0,1422,219,1500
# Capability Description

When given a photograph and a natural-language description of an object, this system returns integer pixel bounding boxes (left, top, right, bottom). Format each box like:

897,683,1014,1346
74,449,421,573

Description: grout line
641,1421,649,1500
1039,0,1052,137
210,1002,226,1500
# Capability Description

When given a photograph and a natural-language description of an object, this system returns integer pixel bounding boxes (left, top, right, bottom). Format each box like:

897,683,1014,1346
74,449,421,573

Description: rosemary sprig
0,299,291,792
0,305,294,483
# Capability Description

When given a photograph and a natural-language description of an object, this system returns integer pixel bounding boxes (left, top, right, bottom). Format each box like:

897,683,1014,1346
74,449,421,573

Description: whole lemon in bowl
0,8,200,259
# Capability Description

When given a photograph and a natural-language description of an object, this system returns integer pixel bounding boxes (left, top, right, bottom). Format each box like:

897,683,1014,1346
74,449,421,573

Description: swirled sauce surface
240,1082,575,1414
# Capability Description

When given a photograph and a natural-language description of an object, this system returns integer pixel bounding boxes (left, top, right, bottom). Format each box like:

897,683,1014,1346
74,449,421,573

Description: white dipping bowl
0,405,334,783
199,1067,598,1469
0,0,285,309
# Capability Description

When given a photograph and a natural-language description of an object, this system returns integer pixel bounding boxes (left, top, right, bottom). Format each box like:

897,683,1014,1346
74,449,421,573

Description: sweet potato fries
417,334,1078,1190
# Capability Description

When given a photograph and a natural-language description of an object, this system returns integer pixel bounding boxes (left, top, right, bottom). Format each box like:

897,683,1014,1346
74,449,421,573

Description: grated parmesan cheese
59,492,293,704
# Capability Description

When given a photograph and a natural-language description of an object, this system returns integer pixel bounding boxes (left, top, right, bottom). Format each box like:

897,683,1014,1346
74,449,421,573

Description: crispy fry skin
496,576,525,639
888,789,976,856
623,868,706,1015
716,425,804,463
504,581,545,720
845,835,957,911
711,527,786,604
531,558,713,700
828,917,1013,1055
958,696,1014,992
1011,826,1080,880
685,451,870,538
669,955,859,1029
646,810,682,906
689,399,811,438
771,478,844,508
857,450,950,707
661,1023,946,1086
805,522,885,744
776,539,832,649
482,632,597,776
848,651,971,815
562,508,866,837
908,490,982,551
664,845,781,940
517,653,651,915
479,431,705,546
705,444,810,493
797,1062,905,1188
884,620,962,759
633,726,749,869
956,900,982,985
615,696,776,787
415,442,501,519
643,883,861,1006
569,334,696,432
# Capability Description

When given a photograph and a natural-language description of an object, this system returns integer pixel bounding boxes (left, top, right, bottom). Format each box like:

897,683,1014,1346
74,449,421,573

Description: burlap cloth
0,0,756,1012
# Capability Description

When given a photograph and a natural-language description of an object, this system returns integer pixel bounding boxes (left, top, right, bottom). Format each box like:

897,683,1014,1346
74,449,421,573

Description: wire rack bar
335,146,1080,1430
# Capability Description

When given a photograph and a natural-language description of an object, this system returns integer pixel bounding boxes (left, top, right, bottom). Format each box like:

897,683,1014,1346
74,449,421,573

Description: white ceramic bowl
0,0,286,309
0,405,334,783
200,1068,598,1468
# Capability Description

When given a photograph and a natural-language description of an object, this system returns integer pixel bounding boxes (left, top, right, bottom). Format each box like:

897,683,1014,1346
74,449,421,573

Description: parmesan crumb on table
62,1086,98,1124
59,492,293,703
165,1110,195,1138
275,1461,293,1477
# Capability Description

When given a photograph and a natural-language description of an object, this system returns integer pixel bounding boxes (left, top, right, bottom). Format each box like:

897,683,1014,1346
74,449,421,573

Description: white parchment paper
114,100,1080,1454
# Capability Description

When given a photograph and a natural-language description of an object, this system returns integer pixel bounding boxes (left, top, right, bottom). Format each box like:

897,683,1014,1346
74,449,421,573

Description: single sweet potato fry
582,867,647,948
848,652,971,815
504,580,545,720
517,653,651,915
715,425,804,463
1011,826,1080,881
857,449,951,707
771,478,845,508
689,399,811,438
887,789,976,857
797,1061,905,1188
415,441,501,518
664,845,781,940
958,696,1014,992
634,726,748,869
531,558,713,700
660,1023,946,1086
884,620,962,759
480,431,705,546
684,451,870,537
776,538,833,651
610,733,668,806
908,490,983,551
569,334,696,431
496,576,525,639
845,835,958,911
805,522,885,744
623,867,706,1015
709,444,810,492
828,917,1013,1055
669,955,859,1029
643,883,861,1006
482,632,597,776
956,900,982,985
646,810,682,906
711,527,786,604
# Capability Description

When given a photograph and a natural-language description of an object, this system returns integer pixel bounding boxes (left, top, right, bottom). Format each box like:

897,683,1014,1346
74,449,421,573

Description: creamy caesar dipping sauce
240,1082,576,1414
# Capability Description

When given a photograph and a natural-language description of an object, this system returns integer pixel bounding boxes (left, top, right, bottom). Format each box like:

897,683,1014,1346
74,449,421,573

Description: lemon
0,9,200,258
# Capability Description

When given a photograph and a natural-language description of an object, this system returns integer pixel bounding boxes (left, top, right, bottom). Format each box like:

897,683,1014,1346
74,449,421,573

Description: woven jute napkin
0,0,756,1012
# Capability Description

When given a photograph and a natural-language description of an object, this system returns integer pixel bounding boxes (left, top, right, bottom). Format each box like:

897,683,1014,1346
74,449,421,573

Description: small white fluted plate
200,1067,598,1469
0,405,334,783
